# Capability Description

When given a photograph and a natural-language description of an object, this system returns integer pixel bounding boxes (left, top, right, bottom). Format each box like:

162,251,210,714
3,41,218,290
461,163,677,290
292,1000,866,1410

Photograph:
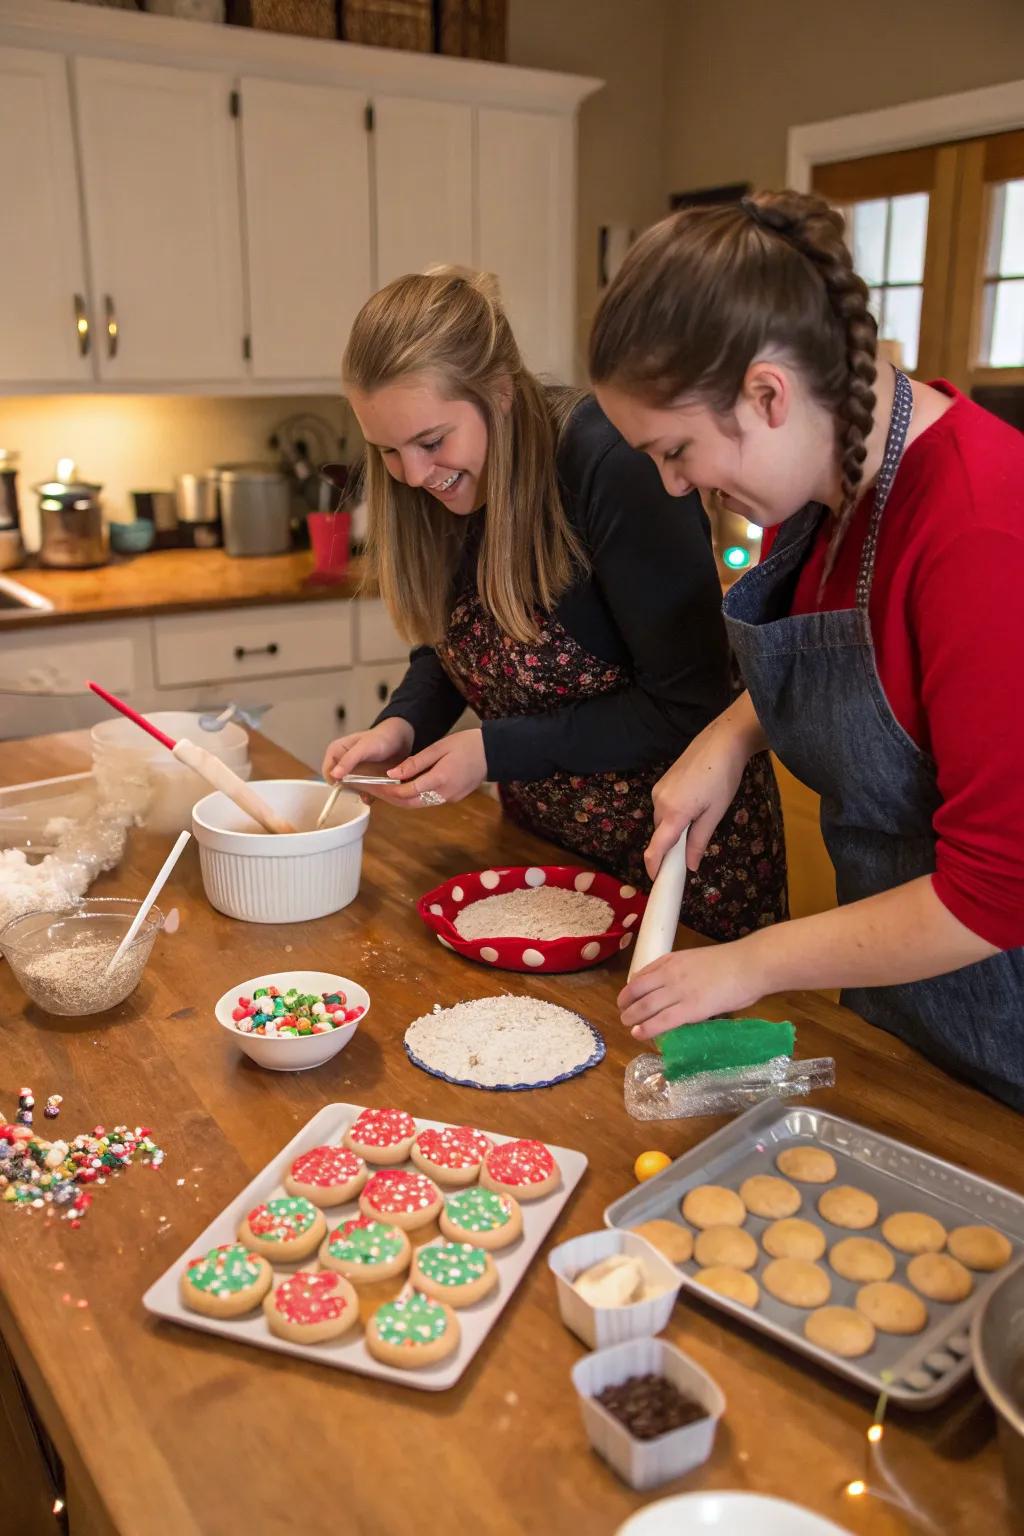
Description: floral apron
434,589,787,943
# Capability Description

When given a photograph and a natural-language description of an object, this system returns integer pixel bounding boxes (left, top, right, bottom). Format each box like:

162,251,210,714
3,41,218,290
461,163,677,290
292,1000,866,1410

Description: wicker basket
227,0,337,37
439,0,506,61
340,0,432,51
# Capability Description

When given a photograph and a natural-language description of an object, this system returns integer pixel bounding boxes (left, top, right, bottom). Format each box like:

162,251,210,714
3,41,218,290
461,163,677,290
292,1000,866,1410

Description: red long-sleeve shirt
760,383,1024,950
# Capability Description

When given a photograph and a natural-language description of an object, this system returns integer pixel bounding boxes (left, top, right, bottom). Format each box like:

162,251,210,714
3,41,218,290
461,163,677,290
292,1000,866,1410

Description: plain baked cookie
343,1107,416,1166
480,1139,561,1201
366,1291,460,1367
739,1174,801,1220
411,1241,497,1307
763,1258,832,1308
440,1187,523,1251
629,1219,694,1265
284,1145,368,1207
681,1184,746,1230
319,1216,412,1283
818,1186,879,1231
263,1271,360,1344
693,1265,760,1308
238,1196,327,1262
881,1211,947,1255
359,1169,443,1232
947,1225,1013,1271
694,1225,759,1271
855,1280,928,1334
410,1125,493,1188
906,1252,974,1303
180,1243,272,1318
775,1146,837,1183
762,1218,826,1262
804,1305,877,1359
829,1236,895,1283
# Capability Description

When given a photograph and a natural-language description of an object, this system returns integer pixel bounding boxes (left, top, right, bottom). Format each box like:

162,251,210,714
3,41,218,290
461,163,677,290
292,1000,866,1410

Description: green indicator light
723,545,751,569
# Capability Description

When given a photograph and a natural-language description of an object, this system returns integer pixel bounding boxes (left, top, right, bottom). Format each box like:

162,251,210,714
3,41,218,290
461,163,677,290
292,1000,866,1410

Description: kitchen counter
3,548,368,631
0,731,1018,1536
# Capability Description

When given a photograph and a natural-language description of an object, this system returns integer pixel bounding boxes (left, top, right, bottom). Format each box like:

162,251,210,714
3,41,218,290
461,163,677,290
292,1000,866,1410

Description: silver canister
175,473,221,549
215,464,292,558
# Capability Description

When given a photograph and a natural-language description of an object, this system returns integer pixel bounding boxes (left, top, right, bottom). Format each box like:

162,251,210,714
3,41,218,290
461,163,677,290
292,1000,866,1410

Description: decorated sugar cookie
439,1186,523,1251
263,1270,360,1344
179,1243,272,1318
343,1107,416,1165
410,1125,493,1188
411,1241,497,1307
284,1144,368,1207
480,1138,560,1201
359,1169,443,1231
237,1195,326,1261
319,1215,412,1283
366,1291,460,1368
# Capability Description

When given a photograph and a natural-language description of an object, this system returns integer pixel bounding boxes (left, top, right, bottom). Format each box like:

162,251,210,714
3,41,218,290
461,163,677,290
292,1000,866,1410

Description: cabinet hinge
364,102,375,133
242,334,252,361
230,89,241,119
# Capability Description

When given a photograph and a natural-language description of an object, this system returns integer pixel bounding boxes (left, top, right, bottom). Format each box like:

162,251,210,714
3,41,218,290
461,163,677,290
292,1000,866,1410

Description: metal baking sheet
604,1100,1024,1409
143,1103,587,1392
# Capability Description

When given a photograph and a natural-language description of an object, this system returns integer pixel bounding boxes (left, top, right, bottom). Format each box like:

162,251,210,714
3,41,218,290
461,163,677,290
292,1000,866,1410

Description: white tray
143,1103,588,1391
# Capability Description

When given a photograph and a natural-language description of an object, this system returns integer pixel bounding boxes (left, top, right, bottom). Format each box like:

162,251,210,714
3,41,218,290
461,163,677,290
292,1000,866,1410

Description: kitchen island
0,731,1017,1536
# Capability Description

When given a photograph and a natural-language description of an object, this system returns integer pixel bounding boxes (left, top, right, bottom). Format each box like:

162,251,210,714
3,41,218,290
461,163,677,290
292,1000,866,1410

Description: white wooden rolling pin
627,824,689,980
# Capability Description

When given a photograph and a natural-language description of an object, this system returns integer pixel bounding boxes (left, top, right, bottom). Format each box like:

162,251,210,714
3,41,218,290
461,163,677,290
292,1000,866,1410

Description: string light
52,1499,65,1516
867,1423,884,1444
844,1480,867,1499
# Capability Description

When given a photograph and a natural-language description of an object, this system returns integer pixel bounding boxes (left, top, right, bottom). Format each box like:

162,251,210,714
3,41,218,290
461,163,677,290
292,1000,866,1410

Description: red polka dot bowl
416,865,648,974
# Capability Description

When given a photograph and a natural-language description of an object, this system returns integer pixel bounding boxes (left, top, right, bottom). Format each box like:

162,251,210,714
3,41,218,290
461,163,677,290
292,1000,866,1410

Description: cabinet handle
73,294,91,357
104,294,119,359
376,681,389,702
335,705,347,723
234,642,279,661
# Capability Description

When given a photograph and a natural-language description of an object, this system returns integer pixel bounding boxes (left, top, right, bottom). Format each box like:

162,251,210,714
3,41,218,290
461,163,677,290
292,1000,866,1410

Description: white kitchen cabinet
352,661,410,730
374,96,474,285
239,77,372,381
477,108,575,381
0,47,93,386
151,603,352,689
73,57,246,384
160,673,356,773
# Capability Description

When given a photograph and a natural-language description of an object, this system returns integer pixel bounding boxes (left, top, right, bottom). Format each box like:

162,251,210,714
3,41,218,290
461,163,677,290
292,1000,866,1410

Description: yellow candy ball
634,1150,671,1182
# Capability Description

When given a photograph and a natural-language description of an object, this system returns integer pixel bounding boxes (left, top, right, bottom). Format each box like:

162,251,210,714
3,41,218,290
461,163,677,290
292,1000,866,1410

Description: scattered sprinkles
229,983,364,1037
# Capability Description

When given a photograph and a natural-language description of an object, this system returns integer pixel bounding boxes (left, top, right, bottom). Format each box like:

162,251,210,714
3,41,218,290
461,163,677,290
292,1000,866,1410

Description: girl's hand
617,943,766,1040
321,717,414,783
646,695,765,880
383,729,488,807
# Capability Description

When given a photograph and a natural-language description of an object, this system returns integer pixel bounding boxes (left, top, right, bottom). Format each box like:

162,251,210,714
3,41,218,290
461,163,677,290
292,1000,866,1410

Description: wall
507,0,670,369
663,0,1024,195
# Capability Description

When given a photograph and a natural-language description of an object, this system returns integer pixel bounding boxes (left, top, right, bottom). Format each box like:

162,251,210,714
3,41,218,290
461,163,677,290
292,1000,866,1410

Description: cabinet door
240,78,371,380
73,57,245,383
0,47,93,385
374,97,473,285
477,109,574,381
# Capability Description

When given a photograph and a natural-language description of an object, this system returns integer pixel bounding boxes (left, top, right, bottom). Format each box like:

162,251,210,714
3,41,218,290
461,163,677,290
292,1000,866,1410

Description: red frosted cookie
284,1145,368,1206
480,1138,560,1201
263,1270,360,1344
410,1125,493,1188
237,1196,326,1261
343,1107,416,1165
359,1168,443,1231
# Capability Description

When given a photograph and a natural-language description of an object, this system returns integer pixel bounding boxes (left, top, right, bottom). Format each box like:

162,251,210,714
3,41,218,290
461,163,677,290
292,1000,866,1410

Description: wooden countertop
0,732,1018,1536
3,548,368,631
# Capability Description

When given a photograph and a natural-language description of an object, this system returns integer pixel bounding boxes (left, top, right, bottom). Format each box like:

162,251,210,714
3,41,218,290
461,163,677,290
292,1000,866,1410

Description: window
981,178,1024,367
846,193,928,369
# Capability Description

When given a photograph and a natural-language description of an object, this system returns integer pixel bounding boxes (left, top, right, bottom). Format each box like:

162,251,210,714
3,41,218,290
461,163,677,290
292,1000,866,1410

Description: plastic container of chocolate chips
571,1337,725,1491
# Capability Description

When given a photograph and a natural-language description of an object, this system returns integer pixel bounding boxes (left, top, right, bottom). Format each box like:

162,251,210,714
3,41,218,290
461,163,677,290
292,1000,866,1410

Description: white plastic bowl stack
192,779,370,924
92,711,251,836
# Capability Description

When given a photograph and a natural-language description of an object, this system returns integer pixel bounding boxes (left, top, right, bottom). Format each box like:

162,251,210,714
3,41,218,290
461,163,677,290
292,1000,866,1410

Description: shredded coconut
453,885,613,941
404,994,600,1087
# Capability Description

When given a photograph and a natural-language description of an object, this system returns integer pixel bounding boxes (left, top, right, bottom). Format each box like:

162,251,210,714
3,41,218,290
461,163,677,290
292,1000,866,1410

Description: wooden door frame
787,79,1024,190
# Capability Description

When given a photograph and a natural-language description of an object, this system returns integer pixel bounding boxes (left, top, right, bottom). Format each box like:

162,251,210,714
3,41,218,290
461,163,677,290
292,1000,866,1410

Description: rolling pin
627,823,689,980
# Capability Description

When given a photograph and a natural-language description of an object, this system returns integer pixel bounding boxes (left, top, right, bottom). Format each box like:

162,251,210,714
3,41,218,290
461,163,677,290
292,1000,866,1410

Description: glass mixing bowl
0,897,164,1015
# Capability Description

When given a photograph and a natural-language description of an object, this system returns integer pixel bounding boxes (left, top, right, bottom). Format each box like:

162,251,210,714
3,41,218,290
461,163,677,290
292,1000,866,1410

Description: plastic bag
624,1051,836,1121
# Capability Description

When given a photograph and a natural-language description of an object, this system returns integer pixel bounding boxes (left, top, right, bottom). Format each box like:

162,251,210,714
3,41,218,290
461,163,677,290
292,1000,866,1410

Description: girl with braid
591,190,1024,1109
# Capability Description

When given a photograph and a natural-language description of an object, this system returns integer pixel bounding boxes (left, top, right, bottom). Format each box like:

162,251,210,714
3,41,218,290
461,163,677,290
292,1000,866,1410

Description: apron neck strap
855,367,913,610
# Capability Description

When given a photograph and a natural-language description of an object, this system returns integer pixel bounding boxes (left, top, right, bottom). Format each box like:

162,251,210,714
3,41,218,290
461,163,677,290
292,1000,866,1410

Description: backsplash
0,394,353,550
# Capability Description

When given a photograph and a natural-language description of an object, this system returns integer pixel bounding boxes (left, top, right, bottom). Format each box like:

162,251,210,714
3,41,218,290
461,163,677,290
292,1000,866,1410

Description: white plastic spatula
104,829,191,976
628,824,689,980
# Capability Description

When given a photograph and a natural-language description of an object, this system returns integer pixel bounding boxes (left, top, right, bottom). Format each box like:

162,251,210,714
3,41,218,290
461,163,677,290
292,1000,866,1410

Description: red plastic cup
307,511,351,584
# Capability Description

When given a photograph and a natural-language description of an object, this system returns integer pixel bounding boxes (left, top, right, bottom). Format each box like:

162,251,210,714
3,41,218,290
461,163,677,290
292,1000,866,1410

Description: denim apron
723,370,1024,1110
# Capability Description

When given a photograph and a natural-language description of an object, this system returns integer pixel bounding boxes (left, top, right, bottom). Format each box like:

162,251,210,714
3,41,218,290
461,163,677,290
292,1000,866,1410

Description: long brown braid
589,190,878,582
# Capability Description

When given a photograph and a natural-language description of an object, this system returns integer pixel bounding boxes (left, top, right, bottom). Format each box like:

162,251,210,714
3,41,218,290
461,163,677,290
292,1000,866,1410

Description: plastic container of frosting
548,1228,682,1350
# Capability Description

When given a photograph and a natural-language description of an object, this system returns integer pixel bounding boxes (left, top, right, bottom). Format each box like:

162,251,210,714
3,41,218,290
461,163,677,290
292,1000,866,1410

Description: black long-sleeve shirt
376,397,731,783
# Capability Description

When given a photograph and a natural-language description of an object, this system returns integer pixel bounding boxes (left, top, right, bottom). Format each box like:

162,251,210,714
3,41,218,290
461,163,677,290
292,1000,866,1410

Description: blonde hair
344,267,585,645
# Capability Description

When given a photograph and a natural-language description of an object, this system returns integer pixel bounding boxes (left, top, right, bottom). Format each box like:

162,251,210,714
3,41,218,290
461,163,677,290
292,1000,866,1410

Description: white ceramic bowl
92,712,250,764
548,1229,683,1349
93,712,251,836
192,780,370,924
214,969,370,1071
571,1336,725,1492
615,1492,855,1535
